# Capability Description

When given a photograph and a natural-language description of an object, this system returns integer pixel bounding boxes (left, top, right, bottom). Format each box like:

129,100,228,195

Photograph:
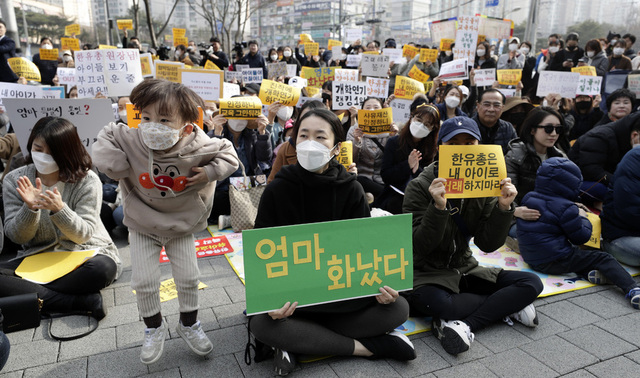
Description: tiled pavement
2,229,640,377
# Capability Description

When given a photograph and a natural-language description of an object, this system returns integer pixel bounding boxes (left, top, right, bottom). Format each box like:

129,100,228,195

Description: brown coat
267,141,297,183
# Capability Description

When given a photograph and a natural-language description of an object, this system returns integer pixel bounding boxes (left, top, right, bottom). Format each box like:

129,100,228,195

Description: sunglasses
536,124,564,134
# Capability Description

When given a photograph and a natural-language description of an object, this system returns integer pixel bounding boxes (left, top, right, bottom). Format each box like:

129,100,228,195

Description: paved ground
2,228,640,378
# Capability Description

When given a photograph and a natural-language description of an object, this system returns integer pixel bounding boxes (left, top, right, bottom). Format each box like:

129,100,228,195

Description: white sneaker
176,320,213,356
440,320,474,355
140,321,167,364
218,215,231,230
510,304,539,327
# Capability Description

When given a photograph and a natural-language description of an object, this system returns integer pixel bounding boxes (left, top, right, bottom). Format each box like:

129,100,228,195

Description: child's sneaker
440,320,474,355
509,304,539,327
626,287,640,310
218,215,231,230
176,320,213,356
588,270,610,285
273,348,296,376
140,321,167,364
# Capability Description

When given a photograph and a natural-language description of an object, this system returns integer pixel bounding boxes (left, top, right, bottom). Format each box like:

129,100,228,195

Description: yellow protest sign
478,35,486,43
140,55,153,77
219,96,263,119
172,28,186,37
300,34,312,43
164,34,173,42
440,38,455,51
8,57,41,82
328,39,342,49
305,86,320,97
65,23,80,36
61,37,81,51
301,66,338,87
363,51,380,55
117,19,133,30
438,145,507,199
408,65,430,83
204,60,221,71
98,44,117,49
496,69,522,86
127,103,204,129
584,212,601,249
258,79,301,107
304,42,319,56
337,140,353,169
403,45,419,59
174,36,189,47
39,48,59,61
425,81,434,94
419,48,439,63
155,61,183,82
15,250,97,284
571,66,597,76
357,108,393,134
394,76,425,100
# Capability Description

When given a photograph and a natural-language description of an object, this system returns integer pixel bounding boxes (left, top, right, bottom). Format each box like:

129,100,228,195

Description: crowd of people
1,17,640,375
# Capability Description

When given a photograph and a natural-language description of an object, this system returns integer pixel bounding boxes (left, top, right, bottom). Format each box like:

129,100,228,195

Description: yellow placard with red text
8,57,41,82
65,24,80,36
258,79,301,107
438,145,507,199
584,212,601,249
394,76,425,100
126,103,203,129
571,66,597,76
174,36,189,47
328,39,342,50
172,28,186,38
61,38,81,51
357,108,393,134
403,45,419,59
496,69,522,86
304,42,319,56
440,38,455,51
408,65,430,83
39,48,59,61
117,19,133,30
204,60,221,71
419,48,439,63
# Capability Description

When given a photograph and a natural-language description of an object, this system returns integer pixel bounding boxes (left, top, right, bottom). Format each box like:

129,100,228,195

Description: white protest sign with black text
332,82,367,110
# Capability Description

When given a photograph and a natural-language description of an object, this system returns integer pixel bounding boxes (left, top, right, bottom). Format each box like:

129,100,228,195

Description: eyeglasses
480,102,503,109
536,124,564,134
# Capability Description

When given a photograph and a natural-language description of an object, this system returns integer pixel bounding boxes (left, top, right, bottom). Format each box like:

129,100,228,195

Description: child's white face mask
139,122,186,150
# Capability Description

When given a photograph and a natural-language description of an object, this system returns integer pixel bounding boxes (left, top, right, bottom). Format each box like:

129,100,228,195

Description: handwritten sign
453,16,480,66
259,79,301,107
223,82,240,98
361,54,389,77
383,48,403,62
571,66,597,76
103,49,143,96
61,37,80,51
172,28,186,37
536,71,580,99
328,39,342,50
419,49,439,63
42,86,65,99
440,38,455,51
180,68,223,101
408,65,430,83
357,108,393,134
346,54,362,67
304,42,319,56
439,59,469,80
224,69,243,83
8,57,41,82
628,74,640,96
345,28,363,43
474,68,496,87
39,48,59,61
241,68,264,84
402,45,419,59
439,144,507,199
243,214,413,315
365,77,389,98
117,19,133,30
334,69,359,82
390,98,412,125
139,53,154,77
584,212,601,249
98,45,117,49
394,76,425,100
577,75,603,96
300,67,337,88
55,67,76,88
430,18,458,44
0,82,44,111
155,61,184,83
337,140,353,169
332,82,367,110
219,96,263,119
65,24,80,36
74,50,108,98
267,61,288,79
478,17,513,40
497,69,522,86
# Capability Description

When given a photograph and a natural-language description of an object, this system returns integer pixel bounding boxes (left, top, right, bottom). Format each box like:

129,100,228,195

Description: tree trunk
142,0,158,48
132,0,140,38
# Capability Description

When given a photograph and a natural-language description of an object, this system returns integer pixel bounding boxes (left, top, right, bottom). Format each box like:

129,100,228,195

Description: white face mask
284,50,292,58
445,51,452,57
63,55,72,62
611,39,618,45
205,109,214,119
520,47,530,55
445,96,461,109
31,151,59,174
296,140,336,172
228,119,248,132
175,50,181,58
613,47,625,56
139,122,185,150
548,46,559,54
509,44,518,52
341,54,347,60
42,44,52,50
270,54,278,61
476,49,486,57
587,51,595,58
118,110,127,120
276,106,294,122
409,121,431,139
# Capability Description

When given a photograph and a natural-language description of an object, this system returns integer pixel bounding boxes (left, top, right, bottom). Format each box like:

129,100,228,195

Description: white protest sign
296,96,323,108
474,68,496,87
103,49,143,96
439,59,469,81
346,54,362,67
576,76,603,96
453,16,480,67
286,64,297,77
235,64,250,72
42,86,65,99
242,68,264,84
345,29,363,43
361,54,390,77
225,69,243,83
536,71,581,98
365,77,389,98
3,98,113,154
0,82,44,111
429,19,458,44
74,50,109,98
383,48,403,62
497,88,516,98
390,98,412,125
334,69,359,82
628,74,640,97
56,67,76,87
180,69,223,101
331,45,343,59
223,82,241,98
332,82,367,110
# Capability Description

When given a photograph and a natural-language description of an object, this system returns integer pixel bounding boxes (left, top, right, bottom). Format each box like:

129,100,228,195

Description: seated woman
250,109,415,375
0,117,121,319
505,107,567,239
428,82,467,121
403,117,543,356
378,101,440,214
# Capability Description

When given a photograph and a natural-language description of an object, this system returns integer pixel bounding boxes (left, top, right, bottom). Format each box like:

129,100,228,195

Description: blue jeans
0,331,10,370
602,237,640,267
113,205,125,228
508,223,518,239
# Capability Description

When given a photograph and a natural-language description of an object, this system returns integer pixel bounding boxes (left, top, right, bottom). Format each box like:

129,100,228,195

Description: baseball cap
438,116,482,143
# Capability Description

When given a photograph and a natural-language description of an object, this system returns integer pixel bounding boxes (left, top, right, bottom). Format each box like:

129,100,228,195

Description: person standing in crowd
538,34,570,72
403,116,542,356
583,39,609,76
59,50,74,68
201,37,229,69
474,41,496,70
239,40,267,78
595,88,635,126
497,37,524,70
174,45,194,66
609,40,633,71
31,37,58,86
563,33,584,68
606,32,622,56
122,29,142,52
280,46,300,75
472,89,517,154
0,20,18,83
569,94,603,141
519,41,537,96
623,33,637,59
186,41,202,66
266,48,279,64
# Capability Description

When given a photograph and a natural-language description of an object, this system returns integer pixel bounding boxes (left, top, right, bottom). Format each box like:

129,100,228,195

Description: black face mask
567,45,578,51
575,101,592,112
505,112,527,128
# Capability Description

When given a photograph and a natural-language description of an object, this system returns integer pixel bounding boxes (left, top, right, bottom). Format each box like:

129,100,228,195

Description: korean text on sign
220,96,263,119
332,82,367,110
301,67,338,88
243,214,413,315
361,54,390,77
365,77,389,98
357,108,393,134
394,76,425,100
438,144,507,199
258,79,301,107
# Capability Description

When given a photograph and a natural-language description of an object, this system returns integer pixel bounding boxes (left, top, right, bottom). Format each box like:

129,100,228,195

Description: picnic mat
208,226,640,336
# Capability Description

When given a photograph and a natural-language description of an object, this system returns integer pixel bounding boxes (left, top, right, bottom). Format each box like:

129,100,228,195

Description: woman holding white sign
249,109,415,376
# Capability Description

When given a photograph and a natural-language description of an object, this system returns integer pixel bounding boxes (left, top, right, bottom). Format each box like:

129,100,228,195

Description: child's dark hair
129,79,205,124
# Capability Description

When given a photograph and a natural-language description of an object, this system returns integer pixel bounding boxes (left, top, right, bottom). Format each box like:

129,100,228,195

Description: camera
157,45,172,61
198,42,211,57
233,41,248,60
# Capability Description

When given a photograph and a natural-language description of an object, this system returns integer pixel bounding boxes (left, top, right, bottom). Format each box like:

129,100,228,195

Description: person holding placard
497,37,525,70
0,20,18,83
583,39,609,77
281,46,301,75
92,79,240,364
238,40,267,78
32,37,59,86
0,117,121,319
403,117,542,356
517,157,640,310
250,108,415,375
400,51,440,81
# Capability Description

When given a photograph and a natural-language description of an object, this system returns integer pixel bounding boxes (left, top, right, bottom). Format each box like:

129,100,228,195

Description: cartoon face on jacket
139,163,188,196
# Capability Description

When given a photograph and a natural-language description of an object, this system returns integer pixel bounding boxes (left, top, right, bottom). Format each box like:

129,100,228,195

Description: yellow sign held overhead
408,65,431,83
117,19,133,30
394,76,425,100
403,45,419,59
8,57,41,82
155,61,184,83
204,60,221,71
327,39,342,49
438,145,507,199
172,28,186,37
419,48,439,63
571,66,597,76
39,48,59,61
304,42,319,56
174,36,189,47
61,38,81,51
65,23,80,36
440,38,455,51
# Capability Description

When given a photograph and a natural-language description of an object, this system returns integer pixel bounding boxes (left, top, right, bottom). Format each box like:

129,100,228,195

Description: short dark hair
519,106,565,145
606,88,636,111
479,88,506,104
290,100,326,146
623,33,637,44
26,117,92,183
176,44,187,52
296,108,345,146
321,80,333,92
40,37,52,44
520,41,532,50
549,33,560,40
0,20,6,28
566,32,579,41
130,79,205,124
210,37,220,43
248,40,258,46
585,39,602,54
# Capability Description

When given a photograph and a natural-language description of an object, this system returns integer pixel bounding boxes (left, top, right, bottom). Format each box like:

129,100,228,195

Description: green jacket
402,162,514,293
